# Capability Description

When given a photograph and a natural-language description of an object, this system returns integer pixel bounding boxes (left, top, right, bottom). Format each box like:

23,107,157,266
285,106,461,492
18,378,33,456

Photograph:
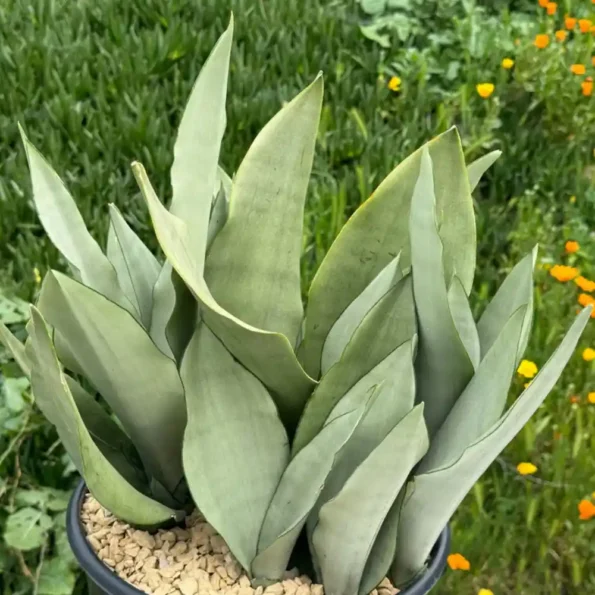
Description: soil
81,494,400,595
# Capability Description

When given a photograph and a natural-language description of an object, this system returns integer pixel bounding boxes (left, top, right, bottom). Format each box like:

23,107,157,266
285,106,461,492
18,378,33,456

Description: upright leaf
312,405,429,595
150,263,177,359
133,163,315,428
393,307,591,585
181,325,289,572
37,272,186,495
0,322,31,376
477,247,537,361
205,76,323,345
26,308,179,526
107,223,139,319
467,150,502,192
207,185,229,250
447,276,480,370
300,128,474,378
410,148,474,437
321,254,402,374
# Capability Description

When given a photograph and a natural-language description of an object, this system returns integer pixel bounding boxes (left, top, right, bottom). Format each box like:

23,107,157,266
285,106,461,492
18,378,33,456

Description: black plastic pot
67,480,450,595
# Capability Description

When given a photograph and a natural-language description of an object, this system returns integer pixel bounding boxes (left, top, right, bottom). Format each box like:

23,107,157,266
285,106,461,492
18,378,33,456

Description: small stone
311,585,324,595
103,558,116,568
132,530,156,550
179,577,199,595
254,586,264,595
162,531,177,544
296,585,310,595
283,580,298,595
264,584,284,595
160,567,179,579
171,541,188,557
144,556,158,570
87,536,101,551
210,574,221,590
210,535,228,554
155,586,174,595
299,576,312,587
173,527,190,541
370,590,378,595
238,588,254,595
216,566,228,579
239,576,251,588
226,561,241,582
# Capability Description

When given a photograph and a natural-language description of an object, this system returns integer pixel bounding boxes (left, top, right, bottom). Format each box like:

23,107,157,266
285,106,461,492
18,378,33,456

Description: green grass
0,0,594,593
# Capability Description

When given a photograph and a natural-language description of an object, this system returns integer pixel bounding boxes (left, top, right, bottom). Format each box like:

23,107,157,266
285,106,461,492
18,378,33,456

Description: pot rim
66,479,450,595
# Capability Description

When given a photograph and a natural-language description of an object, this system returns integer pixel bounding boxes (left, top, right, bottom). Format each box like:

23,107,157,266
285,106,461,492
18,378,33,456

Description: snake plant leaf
207,185,229,250
18,126,133,315
133,162,315,428
312,405,429,595
205,75,323,345
0,321,31,376
419,306,526,474
252,402,371,581
169,17,233,262
107,205,161,328
107,223,139,319
467,150,502,192
26,307,179,526
300,127,474,379
150,263,177,359
37,271,186,495
447,276,480,370
410,148,474,438
181,324,289,572
217,165,233,197
293,275,415,455
477,247,537,361
321,254,402,375
393,306,591,585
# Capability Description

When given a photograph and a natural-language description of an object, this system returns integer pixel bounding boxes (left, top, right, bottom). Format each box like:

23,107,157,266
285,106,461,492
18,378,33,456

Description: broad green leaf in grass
169,18,233,262
477,247,537,361
252,399,372,581
0,321,30,376
181,324,289,572
18,126,133,314
107,205,161,328
36,271,186,495
207,185,229,250
312,405,429,595
133,163,315,428
205,76,323,345
467,150,502,192
419,307,526,474
293,275,415,455
25,307,180,526
392,306,591,585
321,254,402,375
410,148,473,438
447,276,480,370
301,127,474,379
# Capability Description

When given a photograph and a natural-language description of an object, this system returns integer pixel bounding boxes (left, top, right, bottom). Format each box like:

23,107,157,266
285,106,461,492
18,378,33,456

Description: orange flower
447,553,471,571
579,19,593,33
565,16,577,29
570,64,586,75
549,265,579,282
575,276,595,292
578,500,595,520
582,78,593,97
534,34,550,49
546,2,557,15
538,0,549,6
476,83,495,98
555,30,568,41
578,293,595,308
565,240,579,253
592,57,595,67
570,395,581,404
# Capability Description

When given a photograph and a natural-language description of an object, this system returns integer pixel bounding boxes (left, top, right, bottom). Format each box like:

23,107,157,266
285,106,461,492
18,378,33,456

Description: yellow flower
579,19,593,33
549,265,579,282
583,348,595,362
565,240,579,253
476,83,495,98
578,293,595,308
569,195,577,203
546,2,557,15
478,590,494,595
575,276,595,293
501,58,514,69
582,78,593,97
388,76,401,92
555,30,568,41
447,553,470,571
588,392,595,404
518,359,538,378
524,381,533,389
517,462,538,475
33,267,42,285
570,64,586,75
534,34,550,49
565,17,577,30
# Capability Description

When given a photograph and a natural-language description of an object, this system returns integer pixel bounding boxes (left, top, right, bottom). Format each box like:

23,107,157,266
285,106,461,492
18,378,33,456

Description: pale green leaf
170,18,233,262
181,324,289,571
252,404,369,581
477,247,537,361
207,185,229,250
37,272,186,494
133,163,315,428
149,263,177,359
393,307,591,584
312,405,429,595
4,507,52,551
18,126,133,314
107,205,161,328
467,150,502,192
321,254,401,375
301,127,474,379
447,276,480,369
0,321,31,376
26,307,180,526
37,559,76,595
107,223,139,318
410,148,473,437
205,75,323,345
293,276,415,455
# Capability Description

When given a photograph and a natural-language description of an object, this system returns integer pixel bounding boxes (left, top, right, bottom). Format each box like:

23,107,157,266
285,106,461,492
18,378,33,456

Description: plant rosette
66,481,450,595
